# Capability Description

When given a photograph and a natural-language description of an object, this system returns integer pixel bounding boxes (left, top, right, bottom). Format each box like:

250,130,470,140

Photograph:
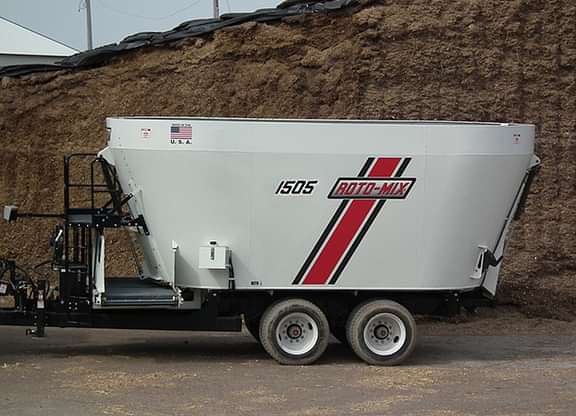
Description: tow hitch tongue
3,205,62,222
0,259,48,338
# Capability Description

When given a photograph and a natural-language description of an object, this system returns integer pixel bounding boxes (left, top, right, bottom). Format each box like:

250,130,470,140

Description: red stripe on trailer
302,157,401,285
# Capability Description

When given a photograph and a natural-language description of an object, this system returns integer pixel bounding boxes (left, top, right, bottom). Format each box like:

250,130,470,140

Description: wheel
331,324,348,345
346,299,417,366
244,315,261,342
259,298,330,365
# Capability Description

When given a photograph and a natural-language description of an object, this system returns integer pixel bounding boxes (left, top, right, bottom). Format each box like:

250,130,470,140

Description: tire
346,299,417,366
244,315,261,342
259,298,330,365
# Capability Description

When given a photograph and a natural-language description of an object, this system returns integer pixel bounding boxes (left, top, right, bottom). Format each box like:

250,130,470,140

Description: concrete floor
0,320,575,416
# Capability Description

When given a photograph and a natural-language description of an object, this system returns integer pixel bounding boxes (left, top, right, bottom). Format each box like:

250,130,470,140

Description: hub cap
363,313,407,356
276,312,319,356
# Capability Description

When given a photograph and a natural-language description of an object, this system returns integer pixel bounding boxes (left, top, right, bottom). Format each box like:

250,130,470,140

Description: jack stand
26,280,47,338
26,325,45,338
26,308,46,338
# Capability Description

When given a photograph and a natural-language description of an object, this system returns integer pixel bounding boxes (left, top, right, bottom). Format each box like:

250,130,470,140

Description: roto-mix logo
328,177,415,200
293,157,415,286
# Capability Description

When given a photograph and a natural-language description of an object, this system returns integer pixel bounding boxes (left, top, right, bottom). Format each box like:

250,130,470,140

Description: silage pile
0,0,575,318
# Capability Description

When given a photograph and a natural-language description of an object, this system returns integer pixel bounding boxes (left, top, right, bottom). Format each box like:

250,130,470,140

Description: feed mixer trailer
1,118,539,365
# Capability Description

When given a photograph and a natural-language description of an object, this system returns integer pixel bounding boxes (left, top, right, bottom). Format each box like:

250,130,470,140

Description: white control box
198,244,229,269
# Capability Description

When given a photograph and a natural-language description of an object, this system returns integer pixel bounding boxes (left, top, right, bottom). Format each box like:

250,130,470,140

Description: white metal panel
104,117,535,293
427,124,534,155
111,148,252,289
0,54,63,66
0,17,77,56
420,154,530,290
248,153,423,289
106,118,427,155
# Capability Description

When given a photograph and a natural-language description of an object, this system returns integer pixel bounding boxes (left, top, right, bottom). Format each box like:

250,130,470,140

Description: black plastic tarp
0,0,357,78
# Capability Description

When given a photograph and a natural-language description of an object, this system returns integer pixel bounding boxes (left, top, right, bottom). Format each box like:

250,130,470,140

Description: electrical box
198,243,229,269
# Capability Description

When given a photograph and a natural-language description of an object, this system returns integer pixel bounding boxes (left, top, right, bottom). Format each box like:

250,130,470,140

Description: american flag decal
170,124,193,140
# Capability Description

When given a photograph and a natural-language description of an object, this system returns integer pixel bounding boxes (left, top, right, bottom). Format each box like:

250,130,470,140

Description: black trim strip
292,157,375,284
357,157,376,177
395,157,411,177
328,158,412,285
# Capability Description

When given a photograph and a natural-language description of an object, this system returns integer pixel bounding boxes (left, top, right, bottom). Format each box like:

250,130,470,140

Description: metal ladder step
102,277,177,307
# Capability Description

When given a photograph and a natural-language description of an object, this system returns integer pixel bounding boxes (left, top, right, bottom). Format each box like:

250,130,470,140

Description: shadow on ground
0,326,574,367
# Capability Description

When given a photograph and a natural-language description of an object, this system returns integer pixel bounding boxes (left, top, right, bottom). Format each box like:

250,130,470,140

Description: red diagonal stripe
302,157,401,284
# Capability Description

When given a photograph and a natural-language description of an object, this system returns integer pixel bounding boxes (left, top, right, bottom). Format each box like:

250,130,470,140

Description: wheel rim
363,312,407,356
276,312,319,356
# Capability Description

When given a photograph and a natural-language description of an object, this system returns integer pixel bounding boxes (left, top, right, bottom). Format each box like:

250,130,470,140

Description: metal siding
0,17,77,56
103,118,535,292
0,54,62,67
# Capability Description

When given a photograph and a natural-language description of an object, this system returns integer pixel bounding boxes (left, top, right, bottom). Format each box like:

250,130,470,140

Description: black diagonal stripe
357,157,376,177
394,157,411,177
328,157,412,285
292,157,375,285
292,200,349,284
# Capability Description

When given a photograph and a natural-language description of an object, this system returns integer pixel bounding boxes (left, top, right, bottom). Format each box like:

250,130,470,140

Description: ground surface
1,311,574,416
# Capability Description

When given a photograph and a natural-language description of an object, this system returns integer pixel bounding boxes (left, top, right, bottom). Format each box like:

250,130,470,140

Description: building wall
0,54,66,67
